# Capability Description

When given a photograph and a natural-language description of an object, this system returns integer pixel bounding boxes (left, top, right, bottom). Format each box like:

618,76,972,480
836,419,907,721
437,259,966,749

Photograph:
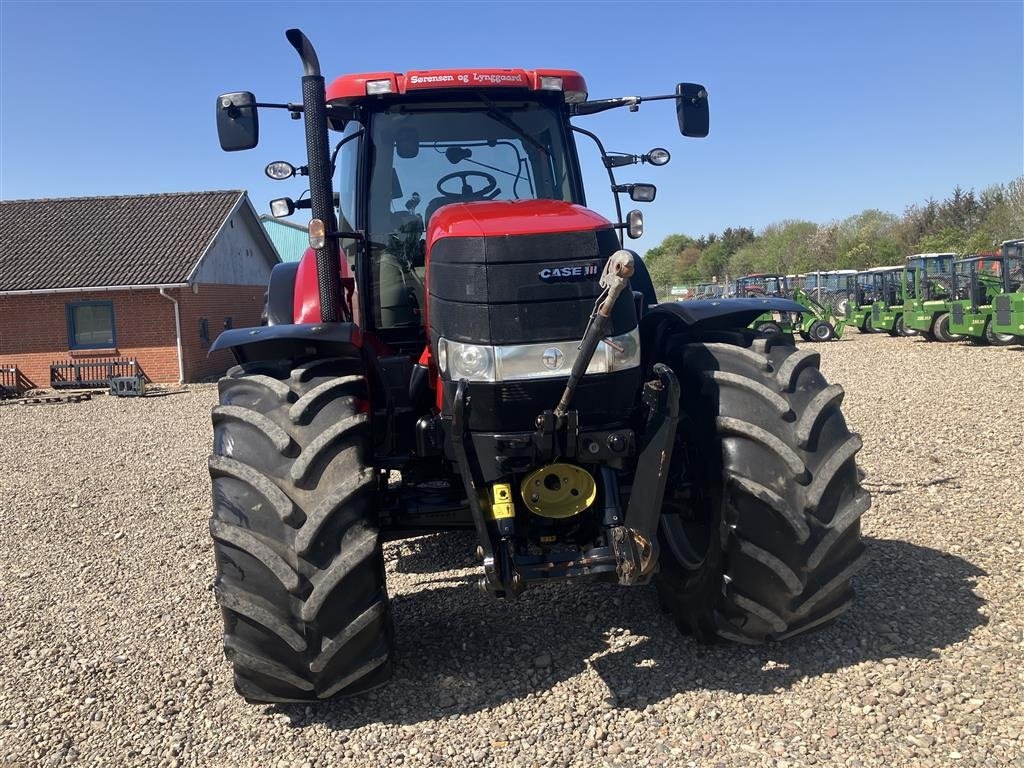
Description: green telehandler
904,253,963,342
948,253,1017,345
866,266,915,336
736,273,846,341
990,238,1024,342
848,267,891,333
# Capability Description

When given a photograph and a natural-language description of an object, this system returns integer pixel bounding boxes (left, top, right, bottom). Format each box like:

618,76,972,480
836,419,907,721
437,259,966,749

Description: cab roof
326,68,588,103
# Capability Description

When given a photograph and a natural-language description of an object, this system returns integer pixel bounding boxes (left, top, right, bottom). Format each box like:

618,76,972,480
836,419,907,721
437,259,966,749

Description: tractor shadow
283,536,986,729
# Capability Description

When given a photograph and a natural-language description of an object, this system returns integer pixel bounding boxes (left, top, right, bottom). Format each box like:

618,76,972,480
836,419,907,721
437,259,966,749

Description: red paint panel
425,199,612,253
293,247,358,325
326,69,587,102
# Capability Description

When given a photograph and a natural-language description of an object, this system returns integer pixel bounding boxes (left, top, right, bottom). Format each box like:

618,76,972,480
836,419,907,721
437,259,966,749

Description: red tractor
210,29,870,703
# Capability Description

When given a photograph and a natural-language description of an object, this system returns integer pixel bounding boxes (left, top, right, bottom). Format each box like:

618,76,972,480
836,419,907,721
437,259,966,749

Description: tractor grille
994,295,1011,326
951,303,964,324
872,305,880,322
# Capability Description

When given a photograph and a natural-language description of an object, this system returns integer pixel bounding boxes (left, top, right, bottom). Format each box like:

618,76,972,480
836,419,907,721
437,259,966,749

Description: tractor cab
330,81,586,339
735,273,788,297
946,252,1019,346
951,255,1002,310
905,252,955,302
853,269,882,307
806,269,858,319
991,238,1024,340
903,252,962,341
998,238,1024,294
849,267,888,333
863,265,913,336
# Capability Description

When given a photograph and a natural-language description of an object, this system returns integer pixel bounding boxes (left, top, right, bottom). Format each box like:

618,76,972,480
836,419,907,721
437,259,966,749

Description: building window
199,318,209,346
66,301,116,349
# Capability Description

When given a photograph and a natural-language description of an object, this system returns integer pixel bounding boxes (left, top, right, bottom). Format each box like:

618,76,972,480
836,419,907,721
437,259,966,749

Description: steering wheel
436,170,499,200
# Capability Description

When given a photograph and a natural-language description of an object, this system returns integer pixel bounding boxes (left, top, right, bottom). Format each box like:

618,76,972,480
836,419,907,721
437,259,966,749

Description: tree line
643,177,1024,290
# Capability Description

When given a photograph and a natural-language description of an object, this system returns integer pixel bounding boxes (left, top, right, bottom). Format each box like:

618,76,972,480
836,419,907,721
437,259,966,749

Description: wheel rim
814,324,831,340
661,433,714,571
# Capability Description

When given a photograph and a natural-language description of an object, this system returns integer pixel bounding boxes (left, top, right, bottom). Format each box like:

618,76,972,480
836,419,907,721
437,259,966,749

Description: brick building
0,190,280,387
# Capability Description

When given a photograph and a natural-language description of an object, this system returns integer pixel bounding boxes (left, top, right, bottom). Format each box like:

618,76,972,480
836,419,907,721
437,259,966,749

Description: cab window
366,98,576,330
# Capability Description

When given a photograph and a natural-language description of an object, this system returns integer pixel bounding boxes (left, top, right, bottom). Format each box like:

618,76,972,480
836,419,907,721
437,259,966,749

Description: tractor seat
424,192,497,231
423,196,454,232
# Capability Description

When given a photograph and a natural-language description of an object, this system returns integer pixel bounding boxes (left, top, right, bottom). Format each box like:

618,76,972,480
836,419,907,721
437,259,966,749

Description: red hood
426,200,612,252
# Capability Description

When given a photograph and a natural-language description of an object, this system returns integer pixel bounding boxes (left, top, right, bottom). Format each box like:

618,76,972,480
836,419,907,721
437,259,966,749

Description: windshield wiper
474,92,550,157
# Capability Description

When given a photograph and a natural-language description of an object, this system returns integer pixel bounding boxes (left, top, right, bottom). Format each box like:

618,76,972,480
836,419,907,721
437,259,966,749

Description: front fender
209,322,362,364
642,297,808,331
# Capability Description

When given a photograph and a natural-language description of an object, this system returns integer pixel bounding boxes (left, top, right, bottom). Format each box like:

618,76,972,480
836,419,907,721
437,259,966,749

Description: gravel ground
1,332,1022,768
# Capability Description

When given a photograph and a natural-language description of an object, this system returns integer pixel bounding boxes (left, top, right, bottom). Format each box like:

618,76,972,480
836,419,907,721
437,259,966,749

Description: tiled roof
0,190,245,291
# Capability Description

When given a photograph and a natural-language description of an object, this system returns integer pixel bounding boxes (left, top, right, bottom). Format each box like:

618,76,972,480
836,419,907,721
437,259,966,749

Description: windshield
908,255,953,274
1007,255,1024,291
366,98,576,329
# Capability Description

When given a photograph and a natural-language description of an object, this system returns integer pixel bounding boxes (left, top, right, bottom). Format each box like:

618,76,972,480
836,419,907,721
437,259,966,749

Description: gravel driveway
1,333,1021,768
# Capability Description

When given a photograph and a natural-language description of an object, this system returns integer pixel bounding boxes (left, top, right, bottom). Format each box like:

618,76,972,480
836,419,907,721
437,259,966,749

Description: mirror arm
254,101,302,111
571,92,680,116
571,125,625,247
571,97,638,116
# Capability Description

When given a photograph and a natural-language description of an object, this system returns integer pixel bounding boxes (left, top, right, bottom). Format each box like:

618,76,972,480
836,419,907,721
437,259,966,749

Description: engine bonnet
425,200,635,346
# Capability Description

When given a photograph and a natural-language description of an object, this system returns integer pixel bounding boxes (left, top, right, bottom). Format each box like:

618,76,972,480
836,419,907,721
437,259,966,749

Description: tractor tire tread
212,406,293,453
210,356,393,703
208,455,297,525
795,384,845,449
209,519,301,593
653,332,869,644
289,413,369,485
289,376,365,424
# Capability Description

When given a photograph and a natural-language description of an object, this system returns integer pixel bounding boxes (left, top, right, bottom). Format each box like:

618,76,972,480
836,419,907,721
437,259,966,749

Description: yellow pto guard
520,463,597,518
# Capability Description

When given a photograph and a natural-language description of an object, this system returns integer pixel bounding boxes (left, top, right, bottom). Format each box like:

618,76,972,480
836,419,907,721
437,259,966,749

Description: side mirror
675,83,709,138
216,92,259,151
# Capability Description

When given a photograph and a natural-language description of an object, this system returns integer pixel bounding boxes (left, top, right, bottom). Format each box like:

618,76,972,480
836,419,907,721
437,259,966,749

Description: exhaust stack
285,28,345,323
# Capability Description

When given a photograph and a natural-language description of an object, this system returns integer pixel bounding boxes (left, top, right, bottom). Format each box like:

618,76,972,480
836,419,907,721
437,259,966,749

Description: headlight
439,340,496,382
437,338,449,375
604,328,640,371
435,328,640,383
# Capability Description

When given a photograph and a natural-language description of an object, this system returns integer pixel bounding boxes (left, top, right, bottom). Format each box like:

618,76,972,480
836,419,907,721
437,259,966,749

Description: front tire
756,321,783,336
654,332,869,643
984,320,1016,346
895,315,916,337
932,312,962,343
209,357,393,703
808,320,835,342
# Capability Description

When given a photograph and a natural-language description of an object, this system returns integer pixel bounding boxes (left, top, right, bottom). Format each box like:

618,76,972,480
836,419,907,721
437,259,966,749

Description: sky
1,1,1021,251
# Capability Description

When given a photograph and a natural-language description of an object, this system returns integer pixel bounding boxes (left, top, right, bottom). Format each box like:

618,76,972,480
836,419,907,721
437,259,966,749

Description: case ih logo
538,262,600,282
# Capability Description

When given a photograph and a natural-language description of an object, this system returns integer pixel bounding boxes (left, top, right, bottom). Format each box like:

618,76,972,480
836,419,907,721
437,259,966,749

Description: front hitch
448,343,679,596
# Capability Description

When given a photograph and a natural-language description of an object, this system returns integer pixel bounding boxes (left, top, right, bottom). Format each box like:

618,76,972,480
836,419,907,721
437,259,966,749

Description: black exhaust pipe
285,28,345,323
